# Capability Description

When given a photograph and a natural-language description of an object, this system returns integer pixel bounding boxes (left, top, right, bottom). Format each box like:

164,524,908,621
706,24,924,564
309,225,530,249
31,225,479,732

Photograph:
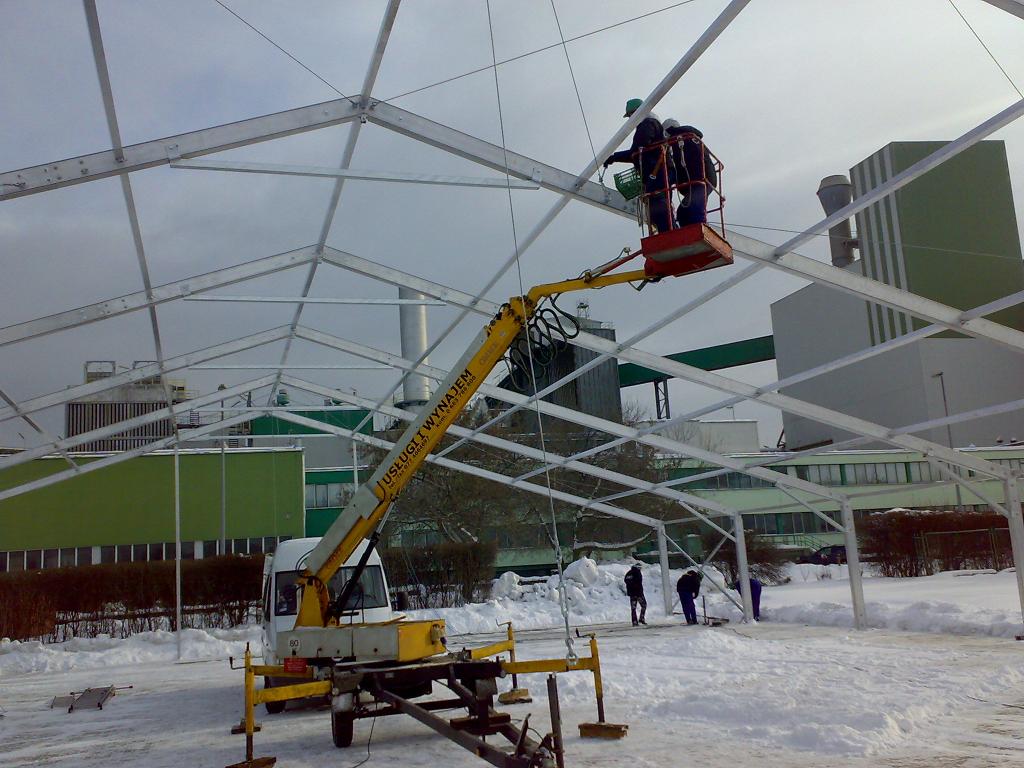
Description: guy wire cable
485,0,576,662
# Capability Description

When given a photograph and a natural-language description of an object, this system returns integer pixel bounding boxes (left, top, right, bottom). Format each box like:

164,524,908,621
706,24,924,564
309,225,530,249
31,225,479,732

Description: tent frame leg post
657,523,673,616
1002,477,1024,632
733,513,754,622
841,499,867,630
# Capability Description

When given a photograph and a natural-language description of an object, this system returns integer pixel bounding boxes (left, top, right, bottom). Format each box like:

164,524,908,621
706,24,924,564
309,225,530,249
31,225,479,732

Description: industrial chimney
816,175,858,268
397,287,431,409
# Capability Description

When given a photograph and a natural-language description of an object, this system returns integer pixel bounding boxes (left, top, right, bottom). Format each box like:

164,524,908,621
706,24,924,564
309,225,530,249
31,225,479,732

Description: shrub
0,555,264,642
700,530,790,585
381,541,497,608
860,508,1010,577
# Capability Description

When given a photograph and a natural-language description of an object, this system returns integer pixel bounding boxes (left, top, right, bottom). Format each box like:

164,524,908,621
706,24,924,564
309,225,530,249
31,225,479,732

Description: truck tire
331,711,354,748
263,678,286,715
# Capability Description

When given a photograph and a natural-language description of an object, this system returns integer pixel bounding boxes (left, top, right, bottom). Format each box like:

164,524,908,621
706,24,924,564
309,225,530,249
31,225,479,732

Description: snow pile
417,556,1024,639
413,558,726,635
0,626,259,678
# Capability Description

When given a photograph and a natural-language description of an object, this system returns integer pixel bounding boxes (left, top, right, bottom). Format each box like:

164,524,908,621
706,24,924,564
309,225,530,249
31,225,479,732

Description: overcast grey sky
2,0,1023,449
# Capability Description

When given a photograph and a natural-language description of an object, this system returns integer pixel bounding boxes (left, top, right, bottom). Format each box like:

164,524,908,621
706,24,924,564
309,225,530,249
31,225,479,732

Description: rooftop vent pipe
816,175,858,268
398,287,431,408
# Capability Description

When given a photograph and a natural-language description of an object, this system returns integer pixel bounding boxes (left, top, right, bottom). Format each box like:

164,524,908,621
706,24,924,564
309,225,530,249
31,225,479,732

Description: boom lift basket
633,132,734,280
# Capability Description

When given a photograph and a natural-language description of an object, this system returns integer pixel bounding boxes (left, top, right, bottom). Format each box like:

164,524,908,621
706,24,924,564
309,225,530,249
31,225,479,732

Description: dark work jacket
666,124,717,189
676,571,702,600
624,567,645,597
607,117,674,190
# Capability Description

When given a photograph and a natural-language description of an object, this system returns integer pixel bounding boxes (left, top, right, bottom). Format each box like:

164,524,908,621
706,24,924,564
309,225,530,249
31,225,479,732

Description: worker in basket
603,97,675,234
662,118,717,228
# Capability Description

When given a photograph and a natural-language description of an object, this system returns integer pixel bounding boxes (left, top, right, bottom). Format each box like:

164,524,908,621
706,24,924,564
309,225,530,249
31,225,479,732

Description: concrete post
840,499,867,629
1002,477,1024,628
657,524,673,616
733,513,754,622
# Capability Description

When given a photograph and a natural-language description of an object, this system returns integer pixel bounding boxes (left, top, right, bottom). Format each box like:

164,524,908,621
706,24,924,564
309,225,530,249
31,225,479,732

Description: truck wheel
331,711,355,748
263,678,286,715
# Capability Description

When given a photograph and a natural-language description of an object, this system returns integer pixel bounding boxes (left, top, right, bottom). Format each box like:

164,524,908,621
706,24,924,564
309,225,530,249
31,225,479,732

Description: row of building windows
747,504,993,537
676,460,1008,491
0,535,292,573
305,482,354,509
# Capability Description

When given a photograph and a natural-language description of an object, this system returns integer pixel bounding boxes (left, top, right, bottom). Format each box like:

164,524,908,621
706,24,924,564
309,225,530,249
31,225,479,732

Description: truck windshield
274,565,388,617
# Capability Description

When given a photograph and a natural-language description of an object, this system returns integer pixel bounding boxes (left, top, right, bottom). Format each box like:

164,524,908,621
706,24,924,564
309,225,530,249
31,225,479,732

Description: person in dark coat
732,576,763,621
623,564,647,626
676,569,702,625
603,98,674,234
662,120,717,228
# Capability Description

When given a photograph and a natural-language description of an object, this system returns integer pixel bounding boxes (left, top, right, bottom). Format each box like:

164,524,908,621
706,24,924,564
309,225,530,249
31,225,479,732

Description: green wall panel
0,450,305,550
305,507,342,538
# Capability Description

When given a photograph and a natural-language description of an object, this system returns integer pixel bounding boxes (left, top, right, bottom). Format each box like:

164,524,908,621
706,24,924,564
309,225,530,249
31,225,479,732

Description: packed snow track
3,622,1024,767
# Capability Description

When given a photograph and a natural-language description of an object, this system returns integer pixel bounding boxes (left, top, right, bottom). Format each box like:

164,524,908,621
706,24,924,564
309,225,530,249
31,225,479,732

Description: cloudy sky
1,0,1023,450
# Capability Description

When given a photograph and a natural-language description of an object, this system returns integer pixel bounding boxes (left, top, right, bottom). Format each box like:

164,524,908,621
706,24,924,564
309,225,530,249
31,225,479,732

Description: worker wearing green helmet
603,98,674,232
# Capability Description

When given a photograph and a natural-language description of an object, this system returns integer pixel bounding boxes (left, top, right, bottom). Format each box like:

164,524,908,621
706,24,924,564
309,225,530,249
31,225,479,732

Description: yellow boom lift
229,146,733,768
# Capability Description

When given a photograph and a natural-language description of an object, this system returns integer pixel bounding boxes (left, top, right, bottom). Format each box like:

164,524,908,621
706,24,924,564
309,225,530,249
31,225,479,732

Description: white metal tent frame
1,0,1024,628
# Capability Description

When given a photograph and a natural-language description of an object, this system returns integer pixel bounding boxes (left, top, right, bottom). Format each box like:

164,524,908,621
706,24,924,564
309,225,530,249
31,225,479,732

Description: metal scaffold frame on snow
2,0,1024,634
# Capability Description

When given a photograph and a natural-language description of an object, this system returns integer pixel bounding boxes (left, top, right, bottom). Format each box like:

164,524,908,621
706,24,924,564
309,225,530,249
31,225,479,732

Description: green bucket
613,168,642,200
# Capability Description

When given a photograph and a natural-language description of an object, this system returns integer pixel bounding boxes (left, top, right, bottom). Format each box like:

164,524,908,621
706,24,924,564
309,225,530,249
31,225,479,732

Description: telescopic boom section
293,269,647,628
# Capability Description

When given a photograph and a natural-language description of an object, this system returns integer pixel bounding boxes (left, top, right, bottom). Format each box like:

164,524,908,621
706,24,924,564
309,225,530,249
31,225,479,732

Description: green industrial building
0,447,305,571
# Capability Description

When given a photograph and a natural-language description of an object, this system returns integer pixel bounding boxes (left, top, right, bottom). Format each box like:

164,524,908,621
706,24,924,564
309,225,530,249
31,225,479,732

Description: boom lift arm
293,266,653,628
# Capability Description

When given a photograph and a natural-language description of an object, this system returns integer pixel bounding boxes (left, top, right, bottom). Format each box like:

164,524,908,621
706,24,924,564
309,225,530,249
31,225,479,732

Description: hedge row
381,541,497,609
0,555,264,642
859,509,1010,577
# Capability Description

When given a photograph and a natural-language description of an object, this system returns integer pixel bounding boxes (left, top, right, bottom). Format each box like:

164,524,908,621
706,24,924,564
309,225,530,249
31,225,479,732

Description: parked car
797,545,846,566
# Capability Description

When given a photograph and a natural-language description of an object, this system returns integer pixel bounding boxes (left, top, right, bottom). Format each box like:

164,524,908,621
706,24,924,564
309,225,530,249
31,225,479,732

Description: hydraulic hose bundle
504,296,581,393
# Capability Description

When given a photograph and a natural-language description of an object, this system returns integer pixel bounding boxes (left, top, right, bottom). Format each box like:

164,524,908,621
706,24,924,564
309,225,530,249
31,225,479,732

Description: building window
328,483,344,506
60,548,76,568
0,552,7,572
76,547,92,566
117,544,132,562
101,546,116,564
305,484,316,508
249,537,264,555
203,540,219,558
233,538,248,555
9,551,25,571
315,485,329,508
133,543,148,562
264,536,277,554
149,543,164,561
44,548,59,569
27,550,41,570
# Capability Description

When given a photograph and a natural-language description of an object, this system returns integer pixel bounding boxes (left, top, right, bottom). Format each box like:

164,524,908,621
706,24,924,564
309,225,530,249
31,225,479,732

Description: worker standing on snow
624,563,647,626
732,576,763,621
662,119,717,228
603,98,674,233
676,568,702,625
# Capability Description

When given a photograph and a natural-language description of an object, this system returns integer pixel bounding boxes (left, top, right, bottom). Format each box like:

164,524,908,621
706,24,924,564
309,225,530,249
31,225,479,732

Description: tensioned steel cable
212,0,357,104
946,0,1023,100
485,0,576,662
384,0,701,103
548,0,601,176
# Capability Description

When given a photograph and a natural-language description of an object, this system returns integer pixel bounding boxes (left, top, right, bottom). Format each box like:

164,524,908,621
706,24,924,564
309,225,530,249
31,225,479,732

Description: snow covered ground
3,623,1024,766
408,559,1024,639
3,561,1024,766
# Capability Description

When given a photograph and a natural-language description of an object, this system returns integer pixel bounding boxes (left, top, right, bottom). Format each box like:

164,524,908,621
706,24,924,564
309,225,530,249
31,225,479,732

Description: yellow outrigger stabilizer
229,626,625,767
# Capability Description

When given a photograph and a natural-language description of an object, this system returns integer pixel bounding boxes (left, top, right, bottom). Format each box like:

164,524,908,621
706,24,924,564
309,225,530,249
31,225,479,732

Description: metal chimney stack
398,287,431,408
816,175,857,268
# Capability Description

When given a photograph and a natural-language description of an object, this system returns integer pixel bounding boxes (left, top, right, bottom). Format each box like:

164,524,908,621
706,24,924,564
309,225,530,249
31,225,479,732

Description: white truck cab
260,537,393,667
